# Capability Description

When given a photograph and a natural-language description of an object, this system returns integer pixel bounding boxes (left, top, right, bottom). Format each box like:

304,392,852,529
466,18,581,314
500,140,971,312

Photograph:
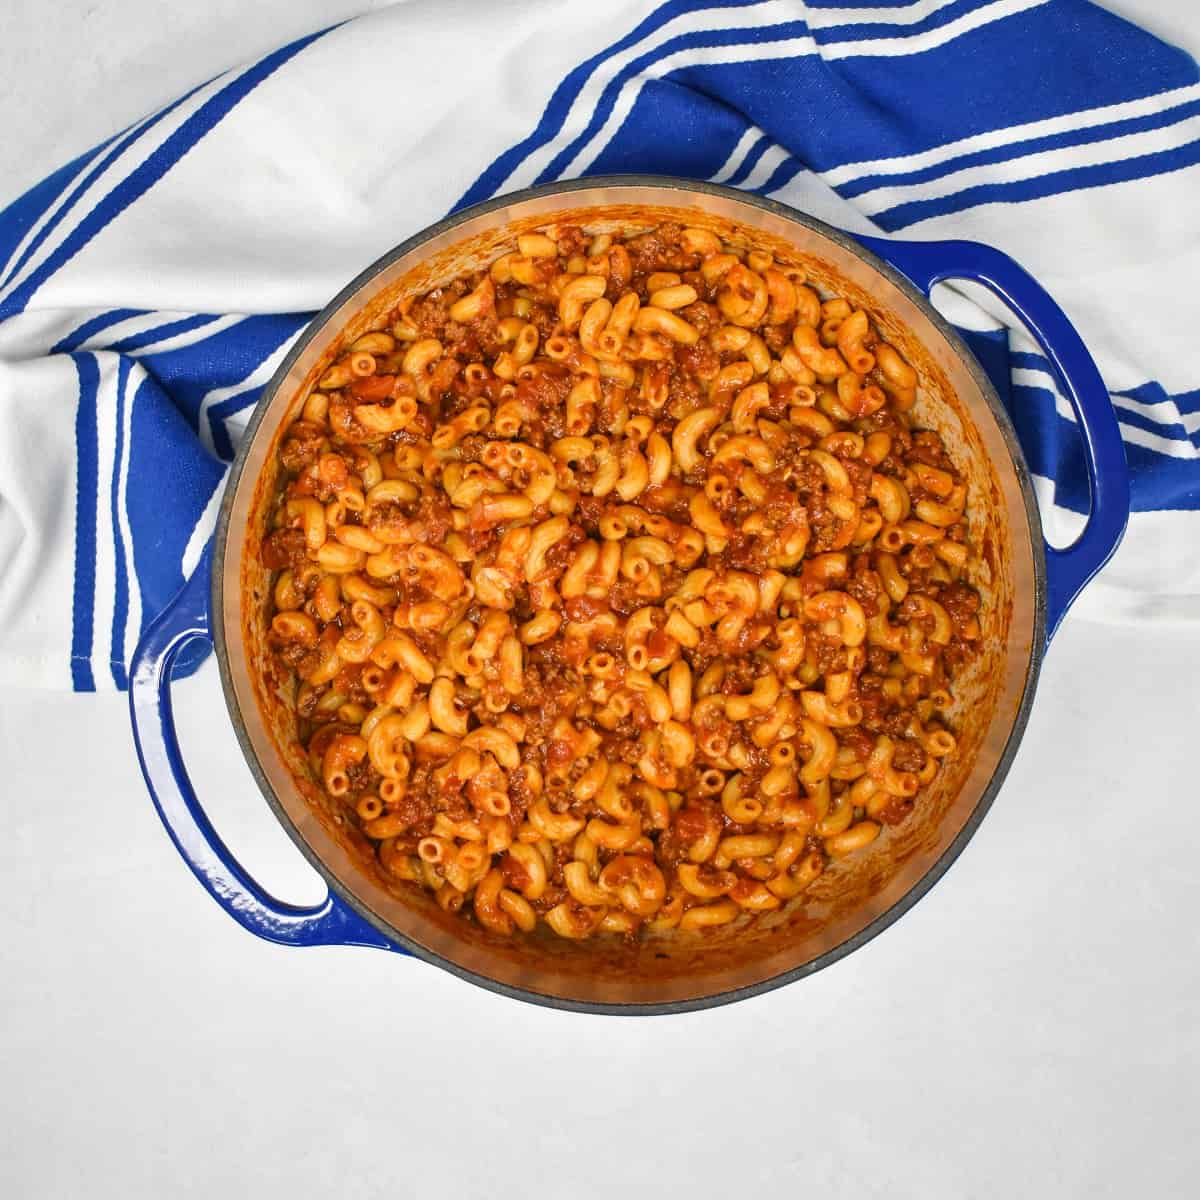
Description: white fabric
0,0,1197,690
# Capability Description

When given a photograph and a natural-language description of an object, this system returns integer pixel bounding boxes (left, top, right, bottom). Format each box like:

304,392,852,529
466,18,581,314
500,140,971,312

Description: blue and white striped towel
0,0,1197,690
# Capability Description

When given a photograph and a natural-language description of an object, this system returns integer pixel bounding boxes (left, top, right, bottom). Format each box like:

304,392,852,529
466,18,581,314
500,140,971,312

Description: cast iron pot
129,177,1130,1014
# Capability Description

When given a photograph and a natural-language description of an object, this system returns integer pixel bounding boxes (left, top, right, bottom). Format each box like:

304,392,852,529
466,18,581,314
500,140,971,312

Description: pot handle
856,234,1130,639
129,542,400,952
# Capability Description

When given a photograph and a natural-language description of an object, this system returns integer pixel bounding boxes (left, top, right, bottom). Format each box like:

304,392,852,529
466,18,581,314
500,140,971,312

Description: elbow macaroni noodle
263,220,982,941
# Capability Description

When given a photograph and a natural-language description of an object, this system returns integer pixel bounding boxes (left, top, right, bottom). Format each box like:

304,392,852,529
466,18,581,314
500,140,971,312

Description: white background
1,3,1197,1197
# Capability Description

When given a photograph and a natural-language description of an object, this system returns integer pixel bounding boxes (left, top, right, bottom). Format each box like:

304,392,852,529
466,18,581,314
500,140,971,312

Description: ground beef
261,528,307,570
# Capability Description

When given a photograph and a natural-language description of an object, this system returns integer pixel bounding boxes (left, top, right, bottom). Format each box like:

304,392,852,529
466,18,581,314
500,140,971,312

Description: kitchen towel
0,0,1197,690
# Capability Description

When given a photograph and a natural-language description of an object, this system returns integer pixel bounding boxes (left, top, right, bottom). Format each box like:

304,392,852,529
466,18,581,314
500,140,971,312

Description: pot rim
211,174,1047,1015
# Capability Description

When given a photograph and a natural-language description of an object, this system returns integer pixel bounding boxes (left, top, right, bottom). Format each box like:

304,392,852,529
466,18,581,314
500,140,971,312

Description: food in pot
261,220,982,940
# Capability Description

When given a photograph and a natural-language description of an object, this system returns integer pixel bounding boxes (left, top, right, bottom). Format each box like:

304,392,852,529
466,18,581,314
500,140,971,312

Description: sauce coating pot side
129,177,1130,1014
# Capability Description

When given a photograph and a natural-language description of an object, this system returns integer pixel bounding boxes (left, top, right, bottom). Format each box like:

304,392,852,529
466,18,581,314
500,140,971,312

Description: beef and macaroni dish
261,220,981,942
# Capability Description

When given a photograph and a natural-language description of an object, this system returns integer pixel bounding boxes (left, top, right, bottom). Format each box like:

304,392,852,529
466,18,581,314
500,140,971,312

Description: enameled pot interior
215,182,1041,1012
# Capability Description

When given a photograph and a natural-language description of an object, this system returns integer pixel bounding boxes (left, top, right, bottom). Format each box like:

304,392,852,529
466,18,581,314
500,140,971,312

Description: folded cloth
0,0,1197,690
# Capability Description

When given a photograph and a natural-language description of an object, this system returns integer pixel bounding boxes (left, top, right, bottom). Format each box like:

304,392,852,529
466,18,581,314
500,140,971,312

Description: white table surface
2,3,1197,1198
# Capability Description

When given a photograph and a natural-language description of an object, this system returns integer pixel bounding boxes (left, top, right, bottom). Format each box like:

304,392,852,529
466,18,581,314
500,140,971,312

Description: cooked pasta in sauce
261,220,982,940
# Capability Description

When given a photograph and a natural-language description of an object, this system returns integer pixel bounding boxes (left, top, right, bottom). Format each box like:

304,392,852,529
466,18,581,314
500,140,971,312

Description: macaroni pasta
262,220,982,941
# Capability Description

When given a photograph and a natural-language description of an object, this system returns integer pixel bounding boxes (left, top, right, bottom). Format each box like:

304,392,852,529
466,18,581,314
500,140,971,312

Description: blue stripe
124,372,224,636
108,312,221,354
1104,443,1200,512
670,2,1199,177
0,88,207,293
874,135,1200,229
518,0,1090,196
109,358,131,688
583,80,752,180
1009,382,1200,511
1011,349,1200,444
137,312,309,433
840,94,1200,200
0,26,333,321
725,133,771,186
50,307,147,354
70,354,100,691
753,154,805,194
804,0,934,6
1007,382,1101,513
0,137,119,280
1112,401,1200,450
454,0,762,208
1010,350,1054,372
1117,382,1200,418
962,336,1200,511
461,0,1198,209
809,0,1002,45
535,20,814,184
208,389,262,461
